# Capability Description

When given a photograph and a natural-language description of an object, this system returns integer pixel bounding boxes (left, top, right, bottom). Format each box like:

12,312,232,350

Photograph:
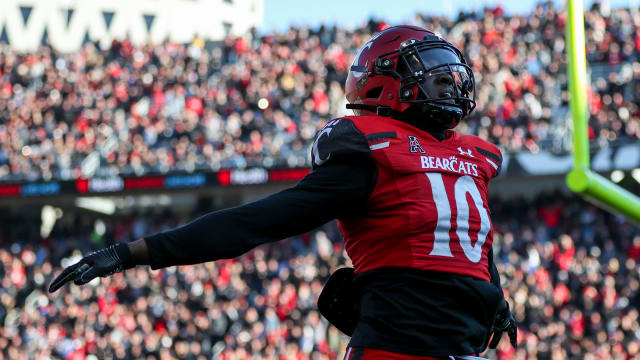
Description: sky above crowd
261,0,637,33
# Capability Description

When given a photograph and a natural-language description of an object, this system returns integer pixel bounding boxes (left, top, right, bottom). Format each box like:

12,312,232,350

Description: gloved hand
48,243,134,293
489,299,517,349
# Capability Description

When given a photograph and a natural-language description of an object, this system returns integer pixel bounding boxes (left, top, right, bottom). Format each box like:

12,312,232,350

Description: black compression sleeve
143,160,376,269
488,248,504,301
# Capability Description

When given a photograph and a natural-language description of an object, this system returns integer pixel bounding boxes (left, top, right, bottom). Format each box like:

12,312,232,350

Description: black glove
48,243,134,293
489,300,517,349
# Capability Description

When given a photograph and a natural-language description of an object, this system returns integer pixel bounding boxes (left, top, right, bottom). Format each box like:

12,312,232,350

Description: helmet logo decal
408,136,426,154
350,32,384,77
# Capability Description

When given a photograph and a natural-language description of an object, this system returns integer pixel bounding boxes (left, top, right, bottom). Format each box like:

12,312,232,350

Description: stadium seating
1,4,640,182
1,192,639,358
2,3,640,359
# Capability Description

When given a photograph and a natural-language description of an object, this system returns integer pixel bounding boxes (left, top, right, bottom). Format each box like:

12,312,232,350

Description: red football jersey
313,115,502,281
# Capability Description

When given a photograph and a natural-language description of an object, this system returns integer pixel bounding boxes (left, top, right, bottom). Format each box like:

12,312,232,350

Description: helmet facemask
375,38,476,130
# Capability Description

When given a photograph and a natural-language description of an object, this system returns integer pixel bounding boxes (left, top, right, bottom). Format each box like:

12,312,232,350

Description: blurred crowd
0,206,351,360
0,192,639,359
492,193,640,359
3,2,640,181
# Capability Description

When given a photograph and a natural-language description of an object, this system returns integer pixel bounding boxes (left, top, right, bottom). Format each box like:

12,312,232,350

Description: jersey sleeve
143,160,375,270
487,248,504,301
311,118,371,170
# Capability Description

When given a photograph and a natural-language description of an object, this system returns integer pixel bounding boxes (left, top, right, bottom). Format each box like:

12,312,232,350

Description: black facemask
347,36,475,139
375,38,475,134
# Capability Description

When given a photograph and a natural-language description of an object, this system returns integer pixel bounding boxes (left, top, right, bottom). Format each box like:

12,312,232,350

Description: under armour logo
457,147,474,157
408,136,426,153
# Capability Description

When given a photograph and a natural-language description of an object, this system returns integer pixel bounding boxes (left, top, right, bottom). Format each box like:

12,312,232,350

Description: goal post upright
565,0,640,223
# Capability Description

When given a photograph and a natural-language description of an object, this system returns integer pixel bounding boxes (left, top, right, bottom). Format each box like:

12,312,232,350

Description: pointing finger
48,262,89,293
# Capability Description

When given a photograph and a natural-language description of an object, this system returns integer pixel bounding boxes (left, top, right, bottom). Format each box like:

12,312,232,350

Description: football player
49,25,516,359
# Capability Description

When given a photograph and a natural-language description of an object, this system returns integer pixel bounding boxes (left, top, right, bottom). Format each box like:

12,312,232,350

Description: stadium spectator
1,192,639,358
2,4,640,182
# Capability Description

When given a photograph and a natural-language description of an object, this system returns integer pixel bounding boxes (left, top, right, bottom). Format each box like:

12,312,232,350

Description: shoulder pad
475,144,503,177
311,118,370,169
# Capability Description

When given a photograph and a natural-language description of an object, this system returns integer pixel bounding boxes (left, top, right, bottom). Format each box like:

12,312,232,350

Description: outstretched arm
49,158,376,292
141,159,375,269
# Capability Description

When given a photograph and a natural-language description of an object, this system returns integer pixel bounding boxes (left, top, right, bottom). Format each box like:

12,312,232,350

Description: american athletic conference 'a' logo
408,136,426,154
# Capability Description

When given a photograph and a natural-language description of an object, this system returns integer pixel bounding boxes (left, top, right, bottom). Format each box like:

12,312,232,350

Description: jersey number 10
426,173,490,263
